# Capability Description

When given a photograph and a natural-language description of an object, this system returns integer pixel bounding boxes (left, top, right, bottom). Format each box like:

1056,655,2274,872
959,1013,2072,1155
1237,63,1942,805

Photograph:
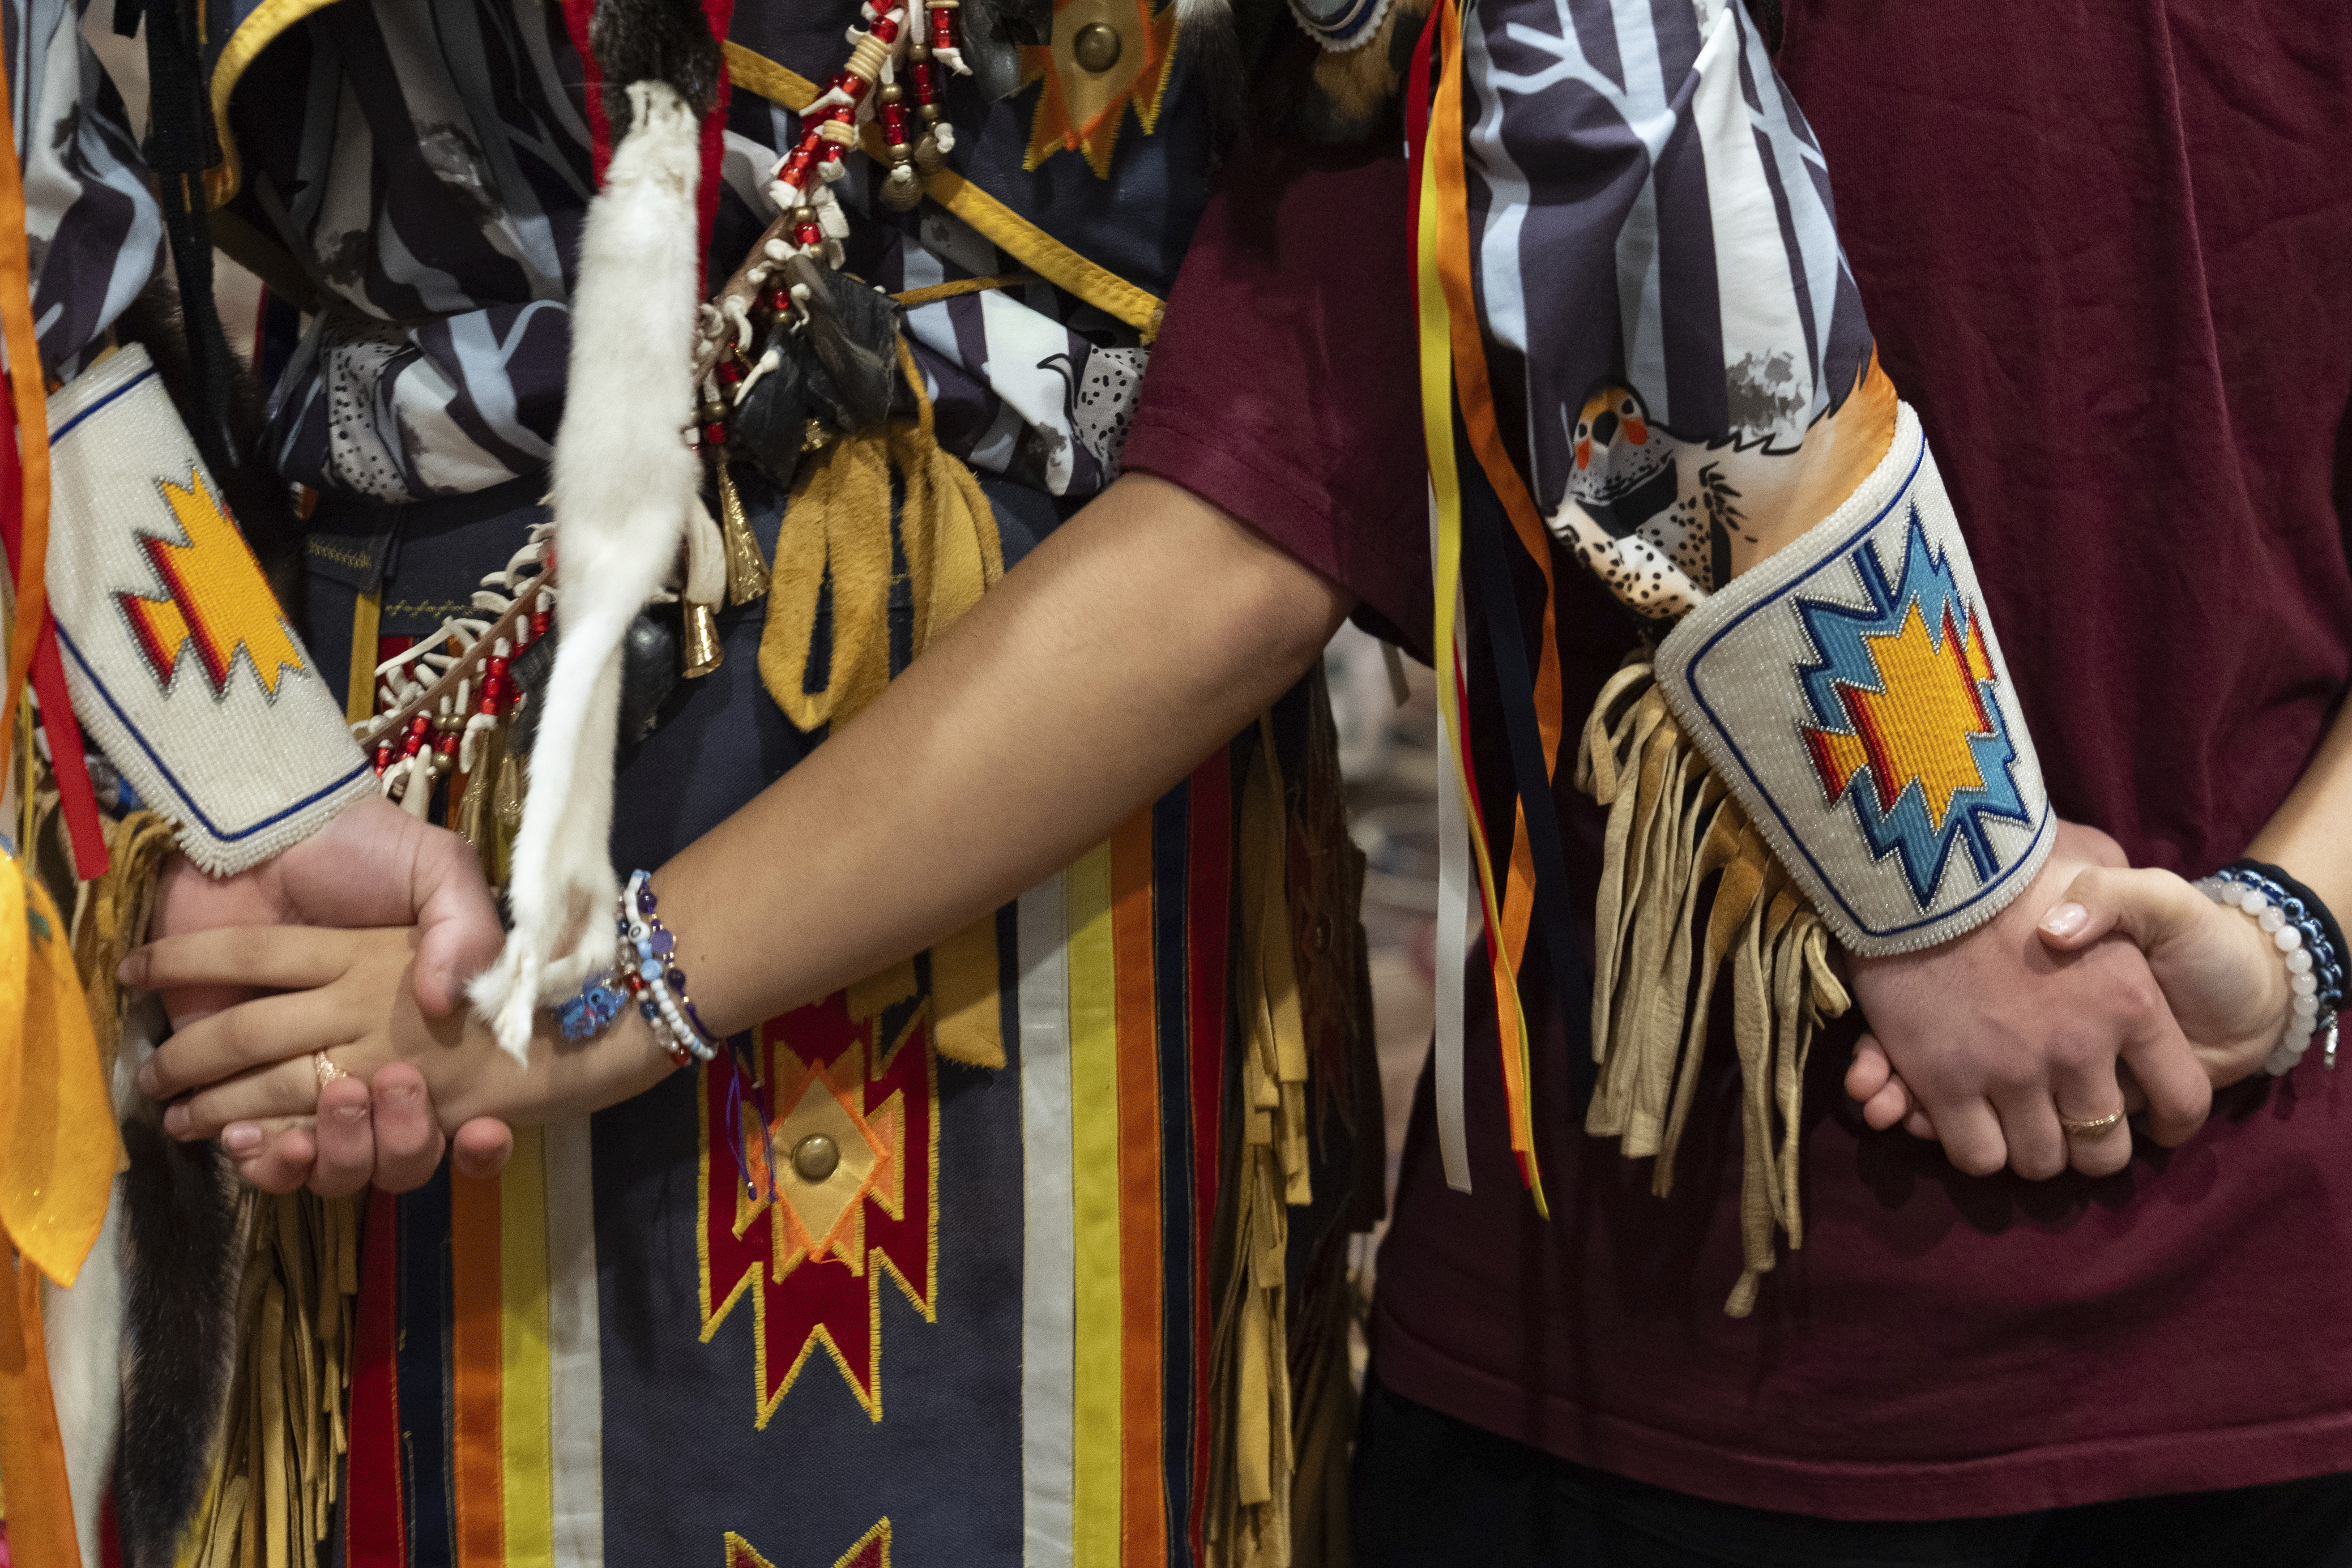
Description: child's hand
124,925,677,1143
1848,867,2294,1141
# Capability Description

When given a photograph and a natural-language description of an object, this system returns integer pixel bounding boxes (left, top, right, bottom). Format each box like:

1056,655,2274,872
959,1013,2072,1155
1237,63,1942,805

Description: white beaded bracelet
2194,872,2343,1075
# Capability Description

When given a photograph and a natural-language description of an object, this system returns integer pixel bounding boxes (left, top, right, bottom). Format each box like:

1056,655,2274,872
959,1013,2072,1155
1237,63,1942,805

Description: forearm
654,472,1352,1038
2245,695,2352,917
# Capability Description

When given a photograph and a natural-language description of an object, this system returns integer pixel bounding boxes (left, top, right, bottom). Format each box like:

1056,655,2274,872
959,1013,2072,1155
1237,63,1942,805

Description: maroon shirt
1126,0,2352,1521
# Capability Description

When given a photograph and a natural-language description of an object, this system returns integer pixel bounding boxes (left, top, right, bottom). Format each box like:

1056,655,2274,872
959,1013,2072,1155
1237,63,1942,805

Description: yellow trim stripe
346,588,380,724
723,42,1165,340
500,1125,556,1568
723,40,821,107
206,0,352,207
1065,842,1123,1568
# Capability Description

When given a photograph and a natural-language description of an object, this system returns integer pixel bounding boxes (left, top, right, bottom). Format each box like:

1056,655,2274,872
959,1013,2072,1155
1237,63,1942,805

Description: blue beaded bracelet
554,870,719,1066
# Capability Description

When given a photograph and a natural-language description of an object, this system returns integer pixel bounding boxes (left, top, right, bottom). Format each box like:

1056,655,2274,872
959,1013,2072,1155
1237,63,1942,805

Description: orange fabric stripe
448,1171,507,1567
0,1259,79,1568
1110,806,1166,1568
1432,0,1566,1182
1421,8,1542,1199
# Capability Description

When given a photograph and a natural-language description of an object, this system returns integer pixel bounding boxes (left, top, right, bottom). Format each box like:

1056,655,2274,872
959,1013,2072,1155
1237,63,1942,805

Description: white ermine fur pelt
470,78,708,1063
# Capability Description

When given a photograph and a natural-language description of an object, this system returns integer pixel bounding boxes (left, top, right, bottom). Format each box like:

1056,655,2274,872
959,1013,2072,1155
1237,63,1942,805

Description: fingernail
137,1061,159,1097
2041,902,2088,937
117,950,146,986
333,1102,369,1124
222,1124,262,1153
381,1081,419,1107
162,1103,190,1137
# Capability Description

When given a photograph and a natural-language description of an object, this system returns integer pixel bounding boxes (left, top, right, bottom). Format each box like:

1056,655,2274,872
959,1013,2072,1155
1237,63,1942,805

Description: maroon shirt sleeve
1121,141,1431,660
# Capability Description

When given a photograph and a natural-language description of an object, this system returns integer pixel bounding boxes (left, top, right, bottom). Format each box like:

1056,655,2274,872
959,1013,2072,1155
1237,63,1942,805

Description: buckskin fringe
1576,656,1849,1317
177,1190,361,1568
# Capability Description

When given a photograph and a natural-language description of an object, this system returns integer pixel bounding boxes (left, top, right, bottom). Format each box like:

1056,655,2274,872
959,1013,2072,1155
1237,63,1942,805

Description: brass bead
1072,21,1121,72
792,1133,841,1183
880,82,904,104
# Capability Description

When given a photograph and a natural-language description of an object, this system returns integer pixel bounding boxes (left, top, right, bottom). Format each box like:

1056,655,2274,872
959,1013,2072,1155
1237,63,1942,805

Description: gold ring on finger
2059,1108,2124,1138
313,1051,349,1088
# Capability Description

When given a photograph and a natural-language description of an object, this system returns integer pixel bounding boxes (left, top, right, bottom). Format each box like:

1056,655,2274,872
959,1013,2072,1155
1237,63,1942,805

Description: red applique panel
698,990,939,1428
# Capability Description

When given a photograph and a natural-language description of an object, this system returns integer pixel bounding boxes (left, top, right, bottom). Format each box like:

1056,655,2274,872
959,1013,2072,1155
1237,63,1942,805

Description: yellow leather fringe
1576,658,1850,1318
763,342,1008,1069
71,808,179,1090
177,1190,360,1568
1204,717,1312,1568
758,342,1002,736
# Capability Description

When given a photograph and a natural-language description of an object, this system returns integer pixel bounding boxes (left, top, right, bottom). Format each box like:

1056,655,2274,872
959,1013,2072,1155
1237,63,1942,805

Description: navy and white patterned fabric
11,0,161,376
206,0,1182,508
1462,0,1883,619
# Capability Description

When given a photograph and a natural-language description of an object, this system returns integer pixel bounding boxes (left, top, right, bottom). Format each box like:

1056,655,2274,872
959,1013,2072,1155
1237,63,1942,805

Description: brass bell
681,600,725,679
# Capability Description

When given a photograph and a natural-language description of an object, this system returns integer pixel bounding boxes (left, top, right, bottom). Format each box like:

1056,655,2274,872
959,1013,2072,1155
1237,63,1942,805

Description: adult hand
146,794,516,1192
151,793,504,1023
1840,819,2210,1180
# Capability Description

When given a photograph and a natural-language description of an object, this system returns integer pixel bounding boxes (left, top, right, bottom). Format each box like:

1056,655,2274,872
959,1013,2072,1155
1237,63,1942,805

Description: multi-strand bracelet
2194,861,2345,1076
555,870,720,1066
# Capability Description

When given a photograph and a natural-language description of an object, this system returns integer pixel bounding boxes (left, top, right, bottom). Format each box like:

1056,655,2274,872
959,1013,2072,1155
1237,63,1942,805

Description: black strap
141,0,241,483
1458,414,1596,1110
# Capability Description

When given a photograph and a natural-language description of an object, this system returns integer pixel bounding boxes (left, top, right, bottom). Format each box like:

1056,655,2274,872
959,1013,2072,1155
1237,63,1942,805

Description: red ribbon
0,366,107,881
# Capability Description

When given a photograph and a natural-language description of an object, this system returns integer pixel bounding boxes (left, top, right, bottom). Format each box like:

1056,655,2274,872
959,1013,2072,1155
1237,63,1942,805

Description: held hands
145,796,520,1192
126,924,678,1181
1846,820,2293,1177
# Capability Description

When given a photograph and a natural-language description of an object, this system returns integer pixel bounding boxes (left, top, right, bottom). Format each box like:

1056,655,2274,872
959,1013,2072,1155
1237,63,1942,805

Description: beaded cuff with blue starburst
2195,864,2344,1075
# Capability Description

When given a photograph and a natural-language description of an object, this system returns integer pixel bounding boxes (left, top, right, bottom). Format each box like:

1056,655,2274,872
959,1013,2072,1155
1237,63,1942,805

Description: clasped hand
1844,820,2292,1179
133,813,2292,1194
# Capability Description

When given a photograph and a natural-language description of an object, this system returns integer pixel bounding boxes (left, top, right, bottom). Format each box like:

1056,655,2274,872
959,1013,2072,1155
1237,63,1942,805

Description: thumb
451,1118,516,1181
2037,866,2205,956
410,831,505,1018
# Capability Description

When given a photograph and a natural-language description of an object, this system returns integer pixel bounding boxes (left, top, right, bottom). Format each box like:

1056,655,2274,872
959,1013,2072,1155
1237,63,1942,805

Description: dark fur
1278,0,1430,149
112,1115,246,1568
590,0,725,135
731,262,902,496
113,274,309,623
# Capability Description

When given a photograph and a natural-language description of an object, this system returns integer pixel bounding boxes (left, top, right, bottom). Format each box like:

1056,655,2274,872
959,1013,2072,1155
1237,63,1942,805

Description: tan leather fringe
1205,717,1313,1568
757,338,1002,736
177,1191,361,1568
1576,658,1850,1317
70,808,179,1090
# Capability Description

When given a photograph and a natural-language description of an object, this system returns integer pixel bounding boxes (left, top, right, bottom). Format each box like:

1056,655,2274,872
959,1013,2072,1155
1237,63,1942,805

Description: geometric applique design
114,469,306,699
698,989,938,1430
1019,0,1177,176
1793,505,2032,907
727,1517,891,1568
